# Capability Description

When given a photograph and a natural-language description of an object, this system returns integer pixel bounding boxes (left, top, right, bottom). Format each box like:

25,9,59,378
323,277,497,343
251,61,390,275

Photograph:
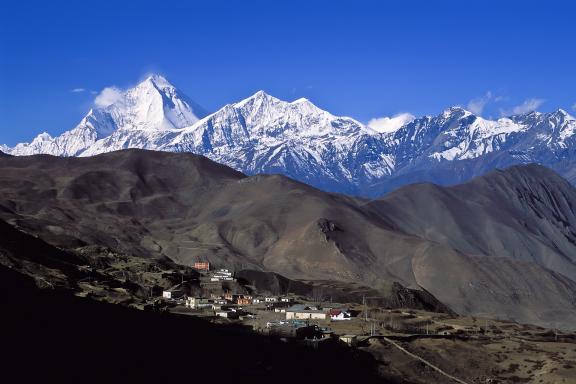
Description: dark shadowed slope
0,268,385,383
1,150,576,328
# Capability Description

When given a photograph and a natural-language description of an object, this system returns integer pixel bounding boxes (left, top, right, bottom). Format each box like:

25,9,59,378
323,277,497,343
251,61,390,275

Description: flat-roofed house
285,304,327,320
265,297,278,303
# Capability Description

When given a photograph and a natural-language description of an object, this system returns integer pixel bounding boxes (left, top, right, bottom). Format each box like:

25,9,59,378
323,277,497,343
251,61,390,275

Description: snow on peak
162,89,369,175
101,74,206,132
233,90,279,108
143,74,174,90
552,108,574,121
35,132,53,142
4,74,576,198
441,106,473,119
4,75,207,156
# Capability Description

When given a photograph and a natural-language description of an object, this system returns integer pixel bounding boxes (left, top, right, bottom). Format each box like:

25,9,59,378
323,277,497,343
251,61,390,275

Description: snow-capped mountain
157,90,394,193
8,75,207,156
4,74,576,196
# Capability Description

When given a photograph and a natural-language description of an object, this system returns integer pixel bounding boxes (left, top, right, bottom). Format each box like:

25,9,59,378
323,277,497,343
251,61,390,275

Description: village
65,251,576,383
151,263,576,383
159,263,358,345
157,262,545,349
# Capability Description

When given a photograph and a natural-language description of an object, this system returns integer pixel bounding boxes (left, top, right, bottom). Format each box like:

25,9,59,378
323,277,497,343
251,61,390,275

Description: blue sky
1,0,575,145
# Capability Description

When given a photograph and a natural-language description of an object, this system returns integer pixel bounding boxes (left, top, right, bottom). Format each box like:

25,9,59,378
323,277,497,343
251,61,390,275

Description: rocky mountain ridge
4,75,576,196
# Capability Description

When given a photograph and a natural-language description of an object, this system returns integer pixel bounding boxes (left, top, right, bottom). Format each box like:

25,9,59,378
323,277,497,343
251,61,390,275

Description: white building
209,269,235,282
265,297,278,303
210,277,234,282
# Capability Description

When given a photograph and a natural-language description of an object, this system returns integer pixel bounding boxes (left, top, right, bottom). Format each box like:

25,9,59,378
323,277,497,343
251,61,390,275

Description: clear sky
1,0,575,145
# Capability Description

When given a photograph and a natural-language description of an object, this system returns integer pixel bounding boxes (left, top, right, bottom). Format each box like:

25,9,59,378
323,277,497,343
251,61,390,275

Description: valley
1,149,576,330
2,216,574,383
1,148,576,382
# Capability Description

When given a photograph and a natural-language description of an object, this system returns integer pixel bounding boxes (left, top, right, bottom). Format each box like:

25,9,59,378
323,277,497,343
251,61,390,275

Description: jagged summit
439,106,474,119
104,74,207,131
142,73,174,89
550,108,574,121
232,89,282,109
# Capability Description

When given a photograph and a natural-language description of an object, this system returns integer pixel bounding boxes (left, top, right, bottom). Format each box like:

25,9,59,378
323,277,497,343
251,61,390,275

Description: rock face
0,149,576,329
6,74,576,196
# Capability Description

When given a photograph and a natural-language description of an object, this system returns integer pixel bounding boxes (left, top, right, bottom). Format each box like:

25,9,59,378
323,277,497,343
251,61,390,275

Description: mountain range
0,149,575,329
4,74,576,196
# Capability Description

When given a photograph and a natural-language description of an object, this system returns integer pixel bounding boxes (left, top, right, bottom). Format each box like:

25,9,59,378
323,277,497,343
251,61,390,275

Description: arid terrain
1,150,576,330
1,195,575,383
0,149,575,383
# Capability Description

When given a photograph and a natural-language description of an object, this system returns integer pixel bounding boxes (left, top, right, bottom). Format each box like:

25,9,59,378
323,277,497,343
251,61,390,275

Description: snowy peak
177,93,347,150
233,91,325,117
143,74,176,91
232,90,282,110
444,105,472,115
4,74,207,156
104,74,207,131
33,132,53,142
439,106,474,121
203,89,355,140
80,109,116,138
550,108,574,122
4,74,576,198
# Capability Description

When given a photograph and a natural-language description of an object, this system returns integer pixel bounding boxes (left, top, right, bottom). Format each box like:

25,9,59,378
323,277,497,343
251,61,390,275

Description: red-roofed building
193,262,210,271
329,309,351,321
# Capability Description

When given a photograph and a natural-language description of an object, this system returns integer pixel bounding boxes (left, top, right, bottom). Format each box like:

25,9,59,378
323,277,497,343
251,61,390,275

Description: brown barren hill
1,149,576,329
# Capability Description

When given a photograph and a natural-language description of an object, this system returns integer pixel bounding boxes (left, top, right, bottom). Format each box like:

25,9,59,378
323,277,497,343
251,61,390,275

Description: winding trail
381,336,471,384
